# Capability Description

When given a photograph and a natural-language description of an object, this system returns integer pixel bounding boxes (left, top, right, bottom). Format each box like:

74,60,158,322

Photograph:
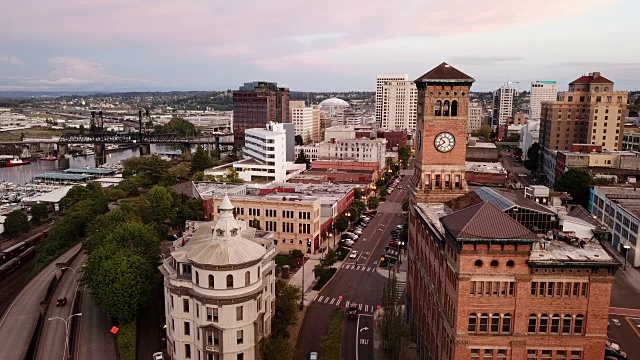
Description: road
0,242,82,360
35,251,87,360
606,263,640,357
75,287,118,360
296,172,410,360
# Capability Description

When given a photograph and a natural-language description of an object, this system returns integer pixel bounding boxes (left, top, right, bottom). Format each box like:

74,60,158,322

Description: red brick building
377,130,407,150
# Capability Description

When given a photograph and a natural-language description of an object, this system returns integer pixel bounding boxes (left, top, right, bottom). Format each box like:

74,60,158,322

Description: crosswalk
311,294,380,314
341,263,377,272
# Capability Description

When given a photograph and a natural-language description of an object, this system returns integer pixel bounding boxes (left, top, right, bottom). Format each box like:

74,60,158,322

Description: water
0,144,178,185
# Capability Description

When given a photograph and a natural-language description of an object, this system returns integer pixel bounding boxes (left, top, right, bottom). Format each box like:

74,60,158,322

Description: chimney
592,72,601,78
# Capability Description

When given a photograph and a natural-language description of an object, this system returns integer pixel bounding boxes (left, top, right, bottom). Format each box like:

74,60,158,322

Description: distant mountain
0,91,108,99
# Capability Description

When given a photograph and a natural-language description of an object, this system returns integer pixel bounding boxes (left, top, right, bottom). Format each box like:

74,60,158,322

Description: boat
4,159,31,167
39,155,57,161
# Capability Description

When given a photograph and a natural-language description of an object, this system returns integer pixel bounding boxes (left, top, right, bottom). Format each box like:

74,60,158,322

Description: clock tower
410,62,475,204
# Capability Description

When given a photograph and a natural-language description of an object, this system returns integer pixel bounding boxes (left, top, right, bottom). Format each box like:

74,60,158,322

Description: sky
1,0,639,92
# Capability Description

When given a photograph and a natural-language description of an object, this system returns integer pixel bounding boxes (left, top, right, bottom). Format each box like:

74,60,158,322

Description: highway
0,242,82,360
75,287,118,360
296,172,411,360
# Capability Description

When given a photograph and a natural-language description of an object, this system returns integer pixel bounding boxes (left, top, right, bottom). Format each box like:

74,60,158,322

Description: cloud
449,56,526,66
0,55,24,65
20,57,157,88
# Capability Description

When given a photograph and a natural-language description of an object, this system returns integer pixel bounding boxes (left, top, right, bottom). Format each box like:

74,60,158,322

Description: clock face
416,131,422,150
434,132,455,153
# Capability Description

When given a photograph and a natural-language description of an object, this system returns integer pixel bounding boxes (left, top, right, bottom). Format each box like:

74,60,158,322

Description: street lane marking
336,299,341,306
318,296,324,302
365,305,369,312
345,301,349,307
356,266,361,270
358,304,362,310
324,297,330,303
330,298,336,305
313,294,318,301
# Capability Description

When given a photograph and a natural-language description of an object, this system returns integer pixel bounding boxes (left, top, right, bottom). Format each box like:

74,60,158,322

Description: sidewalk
376,252,408,282
601,240,640,296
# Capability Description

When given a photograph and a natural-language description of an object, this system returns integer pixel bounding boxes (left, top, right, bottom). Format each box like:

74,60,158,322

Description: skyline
1,0,639,92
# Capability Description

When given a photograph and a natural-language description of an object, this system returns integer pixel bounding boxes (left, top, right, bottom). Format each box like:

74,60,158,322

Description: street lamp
623,245,631,270
48,313,83,360
59,266,82,283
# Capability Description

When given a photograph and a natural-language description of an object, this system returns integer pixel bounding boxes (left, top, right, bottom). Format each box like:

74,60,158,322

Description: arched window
594,86,600,92
208,275,214,289
574,315,584,334
257,266,261,279
226,274,234,289
538,314,549,333
451,100,458,116
434,100,442,116
562,314,572,334
468,314,477,332
195,271,200,286
528,314,537,333
604,87,609,92
551,314,561,334
617,96,623,103
478,313,489,333
502,314,512,334
245,271,251,286
490,313,500,333
443,100,450,116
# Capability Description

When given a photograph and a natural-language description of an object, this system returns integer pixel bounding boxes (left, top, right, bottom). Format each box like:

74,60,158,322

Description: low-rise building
160,195,277,360
519,120,540,160
466,137,499,162
622,124,640,150
465,161,508,186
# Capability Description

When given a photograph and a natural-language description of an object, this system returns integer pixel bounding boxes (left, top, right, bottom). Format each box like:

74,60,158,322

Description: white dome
320,97,349,107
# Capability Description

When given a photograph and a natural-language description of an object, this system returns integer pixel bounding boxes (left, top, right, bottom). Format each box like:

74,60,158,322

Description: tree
478,125,492,141
398,146,411,166
221,168,244,183
376,178,387,189
168,163,191,182
249,219,262,230
378,275,408,360
60,185,94,210
402,197,410,212
106,188,127,202
122,155,172,187
304,131,313,145
555,168,592,208
334,216,349,233
30,203,49,223
367,196,380,210
346,206,360,222
320,248,338,268
4,209,29,236
354,188,362,200
154,116,200,136
146,186,175,227
294,149,311,169
191,146,214,174
294,135,303,146
261,337,294,360
170,195,205,229
78,124,85,135
524,142,541,173
272,279,301,338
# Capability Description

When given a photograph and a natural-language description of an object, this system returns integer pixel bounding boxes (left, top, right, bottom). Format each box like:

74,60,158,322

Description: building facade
530,81,558,121
492,84,515,127
232,82,290,147
376,73,409,125
468,102,483,132
622,126,640,150
290,101,314,141
320,138,387,170
233,122,288,183
161,195,277,360
379,80,418,132
519,120,540,160
311,105,321,143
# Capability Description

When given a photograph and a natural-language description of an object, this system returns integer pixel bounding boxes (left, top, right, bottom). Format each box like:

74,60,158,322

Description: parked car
605,347,628,359
342,233,357,240
153,353,165,360
349,251,359,259
310,352,318,360
345,232,359,239
389,241,399,248
55,297,67,307
340,240,354,248
361,216,371,222
350,228,363,235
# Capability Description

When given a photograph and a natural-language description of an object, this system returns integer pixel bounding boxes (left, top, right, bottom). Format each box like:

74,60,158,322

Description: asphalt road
295,173,410,360
35,251,87,360
75,287,118,360
0,242,81,360
606,267,640,358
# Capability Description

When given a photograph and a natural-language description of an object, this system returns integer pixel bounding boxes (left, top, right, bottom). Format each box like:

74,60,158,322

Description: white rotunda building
161,195,277,360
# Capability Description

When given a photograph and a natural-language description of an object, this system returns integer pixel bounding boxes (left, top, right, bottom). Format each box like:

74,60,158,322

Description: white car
345,232,359,239
349,251,359,259
352,229,363,235
361,216,371,222
310,352,318,360
153,352,164,360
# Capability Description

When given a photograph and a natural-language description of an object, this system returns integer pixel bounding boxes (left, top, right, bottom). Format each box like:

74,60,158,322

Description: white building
324,125,356,141
519,120,541,160
590,186,640,266
161,195,277,360
290,101,314,141
376,74,409,125
529,81,558,121
319,98,349,118
320,138,387,170
379,80,417,132
295,144,320,161
467,102,483,132
492,83,515,127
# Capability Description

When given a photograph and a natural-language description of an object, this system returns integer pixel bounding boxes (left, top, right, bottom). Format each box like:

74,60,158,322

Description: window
245,271,250,286
570,350,582,359
236,306,244,321
237,354,244,360
483,349,492,360
184,321,190,336
539,314,549,333
490,314,500,333
470,349,480,360
574,315,584,334
257,266,261,279
562,315,572,334
468,314,477,332
541,350,552,360
531,282,538,296
227,274,234,289
185,344,191,359
207,307,219,322
183,299,190,313
528,314,537,333
208,275,214,289
479,313,489,333
237,330,244,344
551,314,560,334
502,314,512,333
527,349,537,359
497,350,507,359
556,350,567,360
195,271,200,286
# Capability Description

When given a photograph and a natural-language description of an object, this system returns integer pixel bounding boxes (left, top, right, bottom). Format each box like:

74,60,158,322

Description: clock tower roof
415,62,475,84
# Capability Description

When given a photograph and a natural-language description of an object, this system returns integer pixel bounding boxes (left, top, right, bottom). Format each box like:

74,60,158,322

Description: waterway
0,144,178,185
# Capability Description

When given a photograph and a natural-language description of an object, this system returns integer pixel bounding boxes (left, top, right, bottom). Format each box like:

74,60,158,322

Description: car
348,303,358,319
340,241,354,248
398,185,403,189
345,232,359,239
55,297,67,307
352,229,363,235
349,251,359,259
153,352,165,360
389,241,399,248
309,352,319,360
396,225,404,230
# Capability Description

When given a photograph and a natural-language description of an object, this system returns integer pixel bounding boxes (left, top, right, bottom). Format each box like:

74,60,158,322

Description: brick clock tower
410,62,475,204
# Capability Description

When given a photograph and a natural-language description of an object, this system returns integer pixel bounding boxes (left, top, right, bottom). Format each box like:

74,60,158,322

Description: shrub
116,322,136,360
321,308,344,360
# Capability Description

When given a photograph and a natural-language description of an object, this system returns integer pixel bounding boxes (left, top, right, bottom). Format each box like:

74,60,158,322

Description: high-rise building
376,74,409,125
468,101,483,132
232,81,290,147
539,72,628,184
411,62,474,204
311,105,321,143
492,83,515,127
160,195,277,360
233,122,291,183
290,101,314,142
529,80,558,121
379,80,418,131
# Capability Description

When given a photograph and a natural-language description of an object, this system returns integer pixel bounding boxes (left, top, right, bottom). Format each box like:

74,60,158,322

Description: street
295,172,410,360
75,287,118,360
606,256,640,357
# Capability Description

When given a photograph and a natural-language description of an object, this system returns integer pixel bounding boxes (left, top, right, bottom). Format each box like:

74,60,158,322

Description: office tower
290,101,314,142
379,80,418,131
492,83,515,127
468,101,483,132
376,74,409,125
232,81,290,147
530,81,558,121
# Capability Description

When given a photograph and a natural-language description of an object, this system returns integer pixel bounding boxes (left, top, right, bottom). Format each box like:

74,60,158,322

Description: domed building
319,97,349,118
161,195,277,360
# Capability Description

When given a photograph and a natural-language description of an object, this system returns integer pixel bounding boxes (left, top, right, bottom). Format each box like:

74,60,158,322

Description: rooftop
529,238,615,265
415,62,475,84
465,162,507,174
441,202,537,241
320,98,349,107
472,187,556,215
63,167,115,175
33,173,89,181
570,72,614,85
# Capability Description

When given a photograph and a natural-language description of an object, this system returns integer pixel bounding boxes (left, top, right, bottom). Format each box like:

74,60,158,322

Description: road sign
110,326,119,334
360,327,369,332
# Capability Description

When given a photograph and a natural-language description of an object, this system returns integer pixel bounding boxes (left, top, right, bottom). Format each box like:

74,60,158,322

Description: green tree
555,168,592,208
376,178,387,189
346,206,360,222
146,186,175,227
478,124,492,140
154,116,200,136
367,196,380,210
84,209,133,253
4,209,29,236
261,337,294,360
402,197,410,212
304,132,313,145
168,163,191,182
60,185,94,210
334,216,349,233
170,195,205,229
30,203,49,223
321,308,344,360
272,279,301,338
524,142,541,173
294,149,311,169
354,188,362,200
398,145,412,166
191,146,214,174
378,275,408,360
320,248,338,268
249,219,262,230
106,188,127,202
221,168,244,183
122,155,172,187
